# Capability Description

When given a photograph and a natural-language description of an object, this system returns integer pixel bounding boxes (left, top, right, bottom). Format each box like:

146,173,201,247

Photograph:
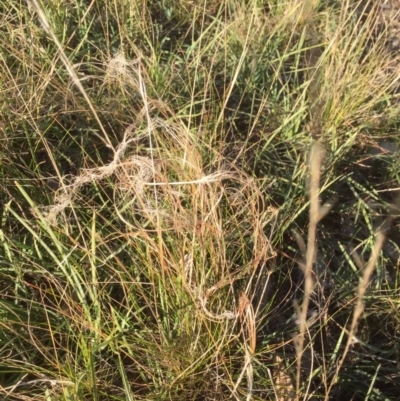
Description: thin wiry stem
325,230,385,400
296,141,324,399
27,0,114,151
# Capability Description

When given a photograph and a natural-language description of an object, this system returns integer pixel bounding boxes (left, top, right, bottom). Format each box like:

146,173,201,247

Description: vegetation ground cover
1,0,400,400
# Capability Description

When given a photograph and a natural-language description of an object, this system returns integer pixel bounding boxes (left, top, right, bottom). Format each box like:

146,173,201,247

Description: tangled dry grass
2,1,400,400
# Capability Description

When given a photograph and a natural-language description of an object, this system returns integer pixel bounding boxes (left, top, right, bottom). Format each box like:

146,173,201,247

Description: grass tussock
1,0,400,400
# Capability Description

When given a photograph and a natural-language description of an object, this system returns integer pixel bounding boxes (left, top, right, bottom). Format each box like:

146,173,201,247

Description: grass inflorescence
1,0,400,400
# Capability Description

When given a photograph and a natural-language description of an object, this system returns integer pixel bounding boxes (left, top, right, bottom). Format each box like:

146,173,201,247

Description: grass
1,0,400,400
